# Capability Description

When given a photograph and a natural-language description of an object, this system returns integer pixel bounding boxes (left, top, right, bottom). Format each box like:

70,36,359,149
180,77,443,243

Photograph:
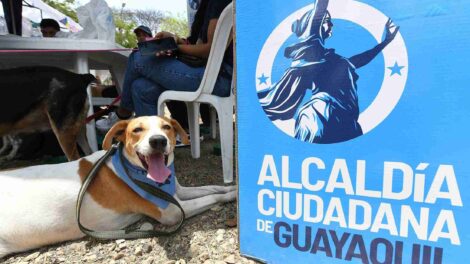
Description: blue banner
236,0,470,263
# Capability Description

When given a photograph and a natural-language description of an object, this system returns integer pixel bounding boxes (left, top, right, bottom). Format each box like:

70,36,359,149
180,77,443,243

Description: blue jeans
120,51,232,116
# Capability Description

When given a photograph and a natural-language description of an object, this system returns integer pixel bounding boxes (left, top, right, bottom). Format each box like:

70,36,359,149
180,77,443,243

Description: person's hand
383,18,399,45
154,31,174,40
156,49,176,57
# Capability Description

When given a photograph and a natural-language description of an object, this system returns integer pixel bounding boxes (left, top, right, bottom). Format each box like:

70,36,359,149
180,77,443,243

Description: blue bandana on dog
111,147,176,209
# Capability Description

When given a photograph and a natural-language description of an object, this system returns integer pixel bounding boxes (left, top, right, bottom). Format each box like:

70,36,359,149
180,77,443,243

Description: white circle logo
256,0,408,142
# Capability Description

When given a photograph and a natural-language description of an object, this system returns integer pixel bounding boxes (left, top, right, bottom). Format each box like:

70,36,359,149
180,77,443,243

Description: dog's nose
149,135,167,150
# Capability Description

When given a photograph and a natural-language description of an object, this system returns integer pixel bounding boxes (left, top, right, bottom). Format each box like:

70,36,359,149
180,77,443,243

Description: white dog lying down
0,116,236,258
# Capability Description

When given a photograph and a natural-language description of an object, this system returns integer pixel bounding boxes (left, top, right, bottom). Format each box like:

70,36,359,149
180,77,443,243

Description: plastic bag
21,19,33,37
74,0,115,42
0,15,7,35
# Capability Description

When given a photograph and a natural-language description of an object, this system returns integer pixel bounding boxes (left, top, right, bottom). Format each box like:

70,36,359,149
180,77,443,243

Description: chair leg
217,103,234,183
85,116,98,152
210,107,217,139
157,100,166,116
77,126,92,155
186,102,200,159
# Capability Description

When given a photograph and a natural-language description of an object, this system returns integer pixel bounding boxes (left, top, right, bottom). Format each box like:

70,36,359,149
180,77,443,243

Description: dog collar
111,147,176,209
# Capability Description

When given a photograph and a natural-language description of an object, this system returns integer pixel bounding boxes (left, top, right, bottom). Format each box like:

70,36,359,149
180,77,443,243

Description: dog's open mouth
137,152,171,184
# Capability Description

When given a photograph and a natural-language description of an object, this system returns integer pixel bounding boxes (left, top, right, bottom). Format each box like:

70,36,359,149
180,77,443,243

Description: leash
85,95,121,124
76,142,185,240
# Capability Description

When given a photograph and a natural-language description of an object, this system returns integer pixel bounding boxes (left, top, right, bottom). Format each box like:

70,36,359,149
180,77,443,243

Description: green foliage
43,0,78,22
132,9,165,34
160,14,190,38
114,14,138,48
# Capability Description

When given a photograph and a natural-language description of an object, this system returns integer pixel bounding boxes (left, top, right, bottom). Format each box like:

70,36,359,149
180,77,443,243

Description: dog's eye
132,127,143,133
162,125,171,130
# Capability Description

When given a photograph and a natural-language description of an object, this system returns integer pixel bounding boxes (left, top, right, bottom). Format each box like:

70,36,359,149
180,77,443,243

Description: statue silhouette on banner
258,0,399,143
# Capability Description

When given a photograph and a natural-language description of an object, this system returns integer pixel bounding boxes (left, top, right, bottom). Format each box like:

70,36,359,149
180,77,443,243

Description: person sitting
39,18,70,38
95,25,152,132
92,26,153,100
133,25,212,131
95,0,233,134
39,18,61,38
133,25,153,43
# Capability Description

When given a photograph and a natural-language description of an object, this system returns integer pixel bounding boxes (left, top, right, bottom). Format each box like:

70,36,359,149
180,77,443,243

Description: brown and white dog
0,66,96,161
0,116,236,259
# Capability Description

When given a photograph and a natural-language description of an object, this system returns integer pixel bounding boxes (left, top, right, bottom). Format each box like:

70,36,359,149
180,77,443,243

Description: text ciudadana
255,155,462,263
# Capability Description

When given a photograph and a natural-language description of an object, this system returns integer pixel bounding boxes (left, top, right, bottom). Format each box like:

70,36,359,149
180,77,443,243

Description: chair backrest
198,2,234,95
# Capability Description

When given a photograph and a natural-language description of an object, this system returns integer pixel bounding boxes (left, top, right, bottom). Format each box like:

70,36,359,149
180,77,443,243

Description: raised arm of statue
349,18,399,69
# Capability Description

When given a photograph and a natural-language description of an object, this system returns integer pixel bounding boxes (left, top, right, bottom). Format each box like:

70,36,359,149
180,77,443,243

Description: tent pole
9,0,17,35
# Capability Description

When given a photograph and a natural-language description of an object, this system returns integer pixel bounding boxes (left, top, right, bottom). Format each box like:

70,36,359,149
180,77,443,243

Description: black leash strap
76,143,185,240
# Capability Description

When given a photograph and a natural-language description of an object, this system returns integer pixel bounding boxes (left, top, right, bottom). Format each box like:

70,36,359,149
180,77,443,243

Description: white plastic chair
157,3,234,183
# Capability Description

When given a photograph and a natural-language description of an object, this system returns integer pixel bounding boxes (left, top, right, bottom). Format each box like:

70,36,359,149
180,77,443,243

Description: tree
43,0,78,22
132,9,166,35
110,7,138,48
159,14,190,37
114,14,137,48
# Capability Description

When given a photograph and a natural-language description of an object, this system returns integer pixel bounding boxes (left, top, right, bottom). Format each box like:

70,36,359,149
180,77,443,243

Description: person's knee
131,78,154,97
131,78,164,105
131,78,146,92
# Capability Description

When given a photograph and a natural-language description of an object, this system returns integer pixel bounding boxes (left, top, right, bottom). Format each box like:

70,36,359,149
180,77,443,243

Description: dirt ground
0,138,259,264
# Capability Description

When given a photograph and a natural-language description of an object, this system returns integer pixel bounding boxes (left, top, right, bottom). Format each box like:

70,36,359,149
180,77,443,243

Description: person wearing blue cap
39,19,61,38
93,25,153,105
133,25,153,43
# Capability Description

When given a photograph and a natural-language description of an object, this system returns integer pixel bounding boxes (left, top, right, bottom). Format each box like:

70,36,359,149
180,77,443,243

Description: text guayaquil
256,155,462,247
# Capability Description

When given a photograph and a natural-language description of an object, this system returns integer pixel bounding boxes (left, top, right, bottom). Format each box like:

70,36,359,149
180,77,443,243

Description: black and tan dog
0,66,96,160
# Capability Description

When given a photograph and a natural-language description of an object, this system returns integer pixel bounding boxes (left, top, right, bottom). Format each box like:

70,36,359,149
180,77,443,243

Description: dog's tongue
146,153,171,183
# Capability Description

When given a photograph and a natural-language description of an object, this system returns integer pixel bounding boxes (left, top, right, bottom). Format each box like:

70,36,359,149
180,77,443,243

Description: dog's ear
102,120,129,150
170,119,189,145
